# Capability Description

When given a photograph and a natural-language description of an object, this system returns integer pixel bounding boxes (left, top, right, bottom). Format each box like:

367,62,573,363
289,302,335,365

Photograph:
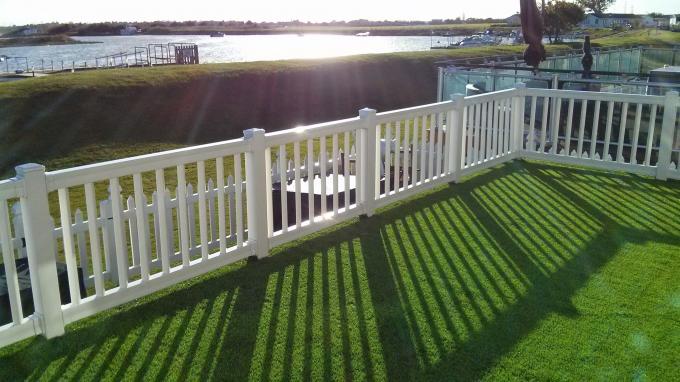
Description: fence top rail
45,137,248,191
524,88,667,105
374,100,454,124
462,88,519,105
265,116,361,146
0,178,23,201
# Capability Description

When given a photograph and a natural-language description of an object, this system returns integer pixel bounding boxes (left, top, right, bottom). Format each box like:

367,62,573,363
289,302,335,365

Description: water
0,34,457,71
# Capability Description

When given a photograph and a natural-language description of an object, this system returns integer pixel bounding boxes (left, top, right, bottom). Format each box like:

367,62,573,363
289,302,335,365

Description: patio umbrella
520,0,547,71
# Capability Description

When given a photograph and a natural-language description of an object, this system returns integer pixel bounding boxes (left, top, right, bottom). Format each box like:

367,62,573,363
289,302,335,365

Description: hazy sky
0,0,678,26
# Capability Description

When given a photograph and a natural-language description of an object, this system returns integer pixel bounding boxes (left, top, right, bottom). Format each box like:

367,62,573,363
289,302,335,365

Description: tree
576,0,615,14
543,1,585,43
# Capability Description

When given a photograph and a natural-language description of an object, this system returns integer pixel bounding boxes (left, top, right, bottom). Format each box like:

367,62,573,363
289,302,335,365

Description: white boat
356,32,370,37
456,34,501,47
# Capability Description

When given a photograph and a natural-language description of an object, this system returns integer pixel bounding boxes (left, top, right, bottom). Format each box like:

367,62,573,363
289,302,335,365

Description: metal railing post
15,164,65,338
449,94,465,183
358,108,378,217
243,129,270,259
656,91,679,180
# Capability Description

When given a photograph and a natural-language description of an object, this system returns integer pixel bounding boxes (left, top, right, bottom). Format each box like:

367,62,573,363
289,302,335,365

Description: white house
120,26,139,35
19,27,40,36
579,13,655,28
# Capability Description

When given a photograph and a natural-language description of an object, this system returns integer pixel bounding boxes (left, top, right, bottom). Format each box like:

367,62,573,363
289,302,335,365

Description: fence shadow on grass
0,160,678,381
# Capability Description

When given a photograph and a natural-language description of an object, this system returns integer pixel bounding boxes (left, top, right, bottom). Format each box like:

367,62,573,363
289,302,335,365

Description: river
0,34,471,71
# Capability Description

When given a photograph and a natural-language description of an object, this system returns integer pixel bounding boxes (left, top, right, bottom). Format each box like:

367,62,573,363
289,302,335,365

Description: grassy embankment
0,30,678,176
0,34,94,47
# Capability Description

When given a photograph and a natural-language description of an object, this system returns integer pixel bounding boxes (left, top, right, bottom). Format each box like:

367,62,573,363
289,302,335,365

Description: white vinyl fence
0,86,678,348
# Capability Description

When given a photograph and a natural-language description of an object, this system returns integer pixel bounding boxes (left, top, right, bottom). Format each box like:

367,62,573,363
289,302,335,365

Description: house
19,27,40,36
652,16,671,29
579,13,655,29
120,26,139,35
504,13,521,26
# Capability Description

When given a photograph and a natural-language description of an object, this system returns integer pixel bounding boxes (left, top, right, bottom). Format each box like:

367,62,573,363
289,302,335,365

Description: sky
0,0,678,26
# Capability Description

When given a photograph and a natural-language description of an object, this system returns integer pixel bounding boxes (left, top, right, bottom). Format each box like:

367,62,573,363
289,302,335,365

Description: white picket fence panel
0,86,677,348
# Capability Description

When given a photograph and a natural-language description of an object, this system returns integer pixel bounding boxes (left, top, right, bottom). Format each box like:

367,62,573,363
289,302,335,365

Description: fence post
449,94,465,183
512,83,527,158
15,164,65,338
243,129,270,259
656,91,679,180
358,108,378,218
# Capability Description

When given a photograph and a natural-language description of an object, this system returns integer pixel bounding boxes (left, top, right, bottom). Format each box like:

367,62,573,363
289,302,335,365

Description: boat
356,32,370,37
456,34,501,47
210,32,225,37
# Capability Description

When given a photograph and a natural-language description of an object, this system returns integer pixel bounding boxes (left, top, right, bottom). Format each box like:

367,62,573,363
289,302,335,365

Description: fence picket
332,134,339,214
125,197,139,271
402,120,411,188
294,141,302,226
616,102,629,162
227,175,236,238
564,99,575,155
436,112,445,175
0,201,23,323
84,183,104,296
540,97,549,152
428,114,436,179
234,153,244,248
164,189,174,261
278,145,288,231
307,139,315,223
479,103,487,163
175,166,190,267
590,100,601,159
155,170,171,272
216,157,227,256
197,161,209,261
384,124,391,195
207,178,217,244
74,209,89,284
603,101,615,161
420,114,428,180
344,132,351,208
577,99,588,157
631,103,643,164
393,121,401,192
528,97,537,151
109,178,128,289
644,105,658,166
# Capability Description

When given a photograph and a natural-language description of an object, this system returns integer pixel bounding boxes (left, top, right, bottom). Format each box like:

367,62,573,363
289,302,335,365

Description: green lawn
0,160,678,381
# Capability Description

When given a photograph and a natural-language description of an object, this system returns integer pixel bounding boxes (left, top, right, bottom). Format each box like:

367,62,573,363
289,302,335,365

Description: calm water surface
0,34,465,70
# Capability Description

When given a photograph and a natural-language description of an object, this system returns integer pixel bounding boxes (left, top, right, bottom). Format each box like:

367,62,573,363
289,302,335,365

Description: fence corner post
656,91,679,181
449,94,465,183
512,83,527,159
243,129,270,259
358,108,377,218
15,163,65,338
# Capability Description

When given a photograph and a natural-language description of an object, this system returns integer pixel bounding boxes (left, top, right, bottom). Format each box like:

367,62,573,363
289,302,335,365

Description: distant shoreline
0,35,101,48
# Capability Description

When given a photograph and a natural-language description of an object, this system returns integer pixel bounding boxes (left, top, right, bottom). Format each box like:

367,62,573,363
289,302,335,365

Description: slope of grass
0,160,678,381
1,30,678,175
